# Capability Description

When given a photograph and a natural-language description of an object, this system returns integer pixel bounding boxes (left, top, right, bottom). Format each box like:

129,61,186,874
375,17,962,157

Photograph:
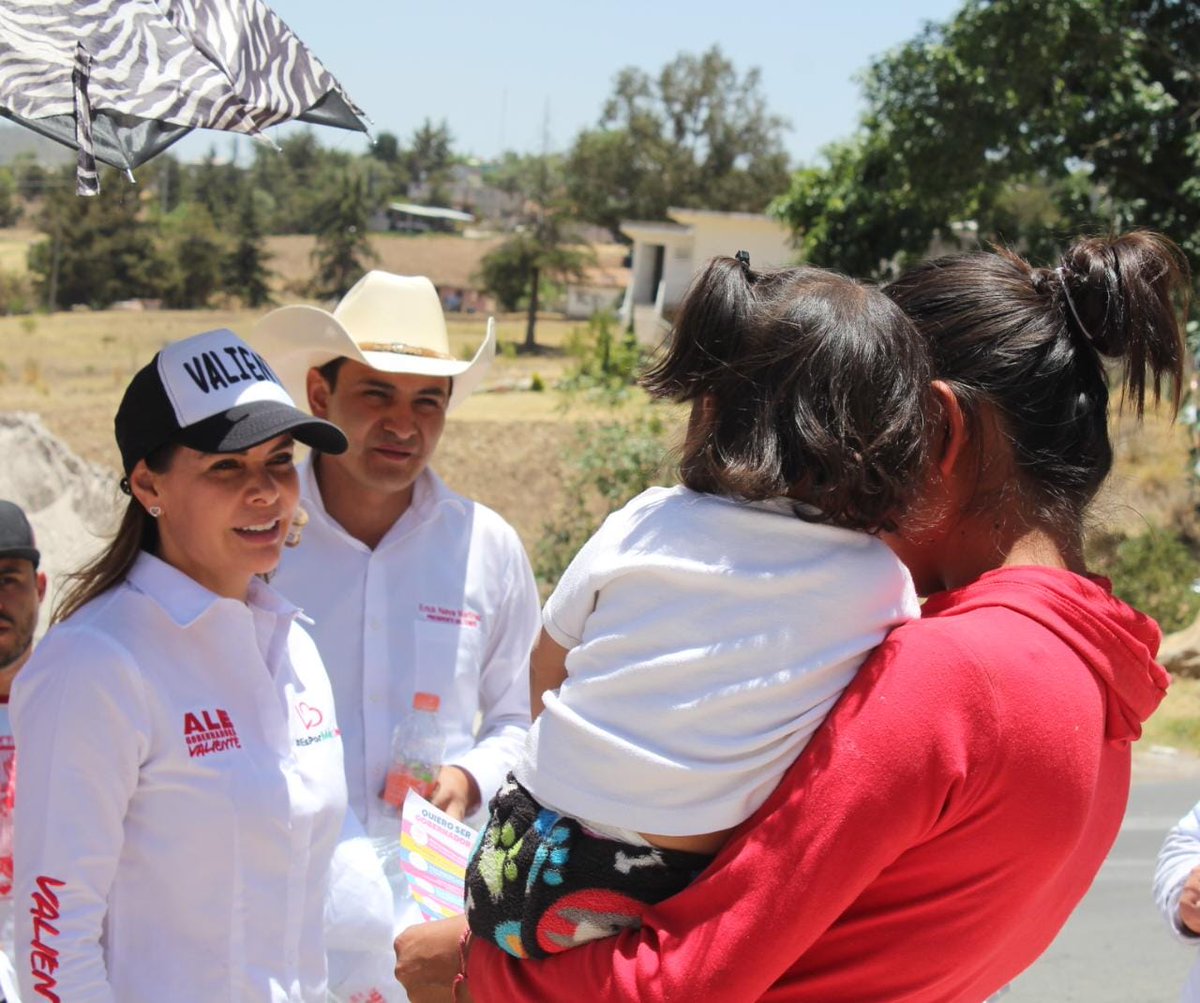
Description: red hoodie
469,566,1168,1002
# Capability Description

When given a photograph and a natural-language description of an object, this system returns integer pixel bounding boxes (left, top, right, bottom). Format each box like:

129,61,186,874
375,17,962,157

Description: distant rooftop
389,202,475,223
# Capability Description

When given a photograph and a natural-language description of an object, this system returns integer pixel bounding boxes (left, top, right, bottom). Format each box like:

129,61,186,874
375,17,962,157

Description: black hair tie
1056,265,1097,349
735,249,751,273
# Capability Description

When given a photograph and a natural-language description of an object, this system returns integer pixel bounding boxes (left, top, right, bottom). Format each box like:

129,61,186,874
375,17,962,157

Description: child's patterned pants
464,775,711,959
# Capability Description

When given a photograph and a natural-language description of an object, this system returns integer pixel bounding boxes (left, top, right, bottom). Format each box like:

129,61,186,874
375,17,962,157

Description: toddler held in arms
464,254,934,958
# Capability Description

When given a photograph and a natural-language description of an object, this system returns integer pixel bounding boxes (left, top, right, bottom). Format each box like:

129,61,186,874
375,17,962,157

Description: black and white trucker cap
115,328,347,475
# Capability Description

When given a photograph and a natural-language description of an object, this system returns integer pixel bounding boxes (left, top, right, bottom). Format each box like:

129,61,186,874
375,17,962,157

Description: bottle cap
413,691,440,712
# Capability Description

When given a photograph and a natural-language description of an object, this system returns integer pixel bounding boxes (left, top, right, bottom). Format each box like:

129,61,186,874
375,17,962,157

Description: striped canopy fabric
0,0,369,194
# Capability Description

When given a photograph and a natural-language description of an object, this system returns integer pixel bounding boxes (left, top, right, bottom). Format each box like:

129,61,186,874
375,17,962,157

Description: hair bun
1057,232,1188,415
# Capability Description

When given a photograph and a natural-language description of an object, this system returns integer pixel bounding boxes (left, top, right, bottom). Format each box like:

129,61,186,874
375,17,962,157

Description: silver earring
148,505,162,518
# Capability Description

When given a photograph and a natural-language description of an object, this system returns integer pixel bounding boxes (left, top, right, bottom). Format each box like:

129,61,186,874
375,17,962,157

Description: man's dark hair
315,356,349,391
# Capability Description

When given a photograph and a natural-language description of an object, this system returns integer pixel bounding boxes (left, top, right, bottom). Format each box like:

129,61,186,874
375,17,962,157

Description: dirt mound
0,412,120,633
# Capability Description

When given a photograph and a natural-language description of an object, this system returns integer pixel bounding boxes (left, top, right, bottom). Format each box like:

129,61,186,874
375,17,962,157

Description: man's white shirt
273,461,539,832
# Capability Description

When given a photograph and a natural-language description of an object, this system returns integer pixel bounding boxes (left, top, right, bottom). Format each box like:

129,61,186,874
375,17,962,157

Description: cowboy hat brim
250,305,495,413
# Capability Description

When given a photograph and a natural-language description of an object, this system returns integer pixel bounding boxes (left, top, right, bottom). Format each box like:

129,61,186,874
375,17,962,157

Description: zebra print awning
0,0,369,195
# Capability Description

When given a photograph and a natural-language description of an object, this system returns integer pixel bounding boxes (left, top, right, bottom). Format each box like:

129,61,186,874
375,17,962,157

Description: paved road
1004,756,1200,1002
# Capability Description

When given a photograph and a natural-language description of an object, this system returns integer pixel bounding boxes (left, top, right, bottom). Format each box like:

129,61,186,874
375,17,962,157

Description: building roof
620,219,691,234
619,219,693,243
389,203,476,223
620,208,784,243
666,207,780,225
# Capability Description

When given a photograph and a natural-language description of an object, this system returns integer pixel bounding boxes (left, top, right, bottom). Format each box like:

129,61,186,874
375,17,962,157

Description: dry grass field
0,304,681,555
0,227,36,274
0,226,659,554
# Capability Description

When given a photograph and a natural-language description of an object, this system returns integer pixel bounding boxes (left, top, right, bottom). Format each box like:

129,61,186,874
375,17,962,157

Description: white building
619,207,794,345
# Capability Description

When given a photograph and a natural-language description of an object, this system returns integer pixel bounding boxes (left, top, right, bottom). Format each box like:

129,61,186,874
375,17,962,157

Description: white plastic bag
325,817,405,1003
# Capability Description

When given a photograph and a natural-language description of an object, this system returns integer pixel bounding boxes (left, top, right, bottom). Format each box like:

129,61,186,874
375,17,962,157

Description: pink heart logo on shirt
297,703,324,730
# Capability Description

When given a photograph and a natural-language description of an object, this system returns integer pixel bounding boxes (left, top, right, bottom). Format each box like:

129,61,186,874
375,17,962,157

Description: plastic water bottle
381,691,445,816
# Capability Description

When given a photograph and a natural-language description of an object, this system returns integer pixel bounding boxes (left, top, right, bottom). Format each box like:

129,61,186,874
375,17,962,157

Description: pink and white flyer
399,789,479,921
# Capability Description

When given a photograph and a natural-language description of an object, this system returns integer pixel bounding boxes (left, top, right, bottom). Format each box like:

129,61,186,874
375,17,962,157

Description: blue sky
176,0,963,166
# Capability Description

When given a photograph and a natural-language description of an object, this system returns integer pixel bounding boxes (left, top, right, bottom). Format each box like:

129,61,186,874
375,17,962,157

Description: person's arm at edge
466,627,985,1002
1154,801,1200,940
12,627,146,1003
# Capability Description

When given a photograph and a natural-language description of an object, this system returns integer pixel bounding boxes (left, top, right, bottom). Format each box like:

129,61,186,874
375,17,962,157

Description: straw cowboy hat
250,271,495,412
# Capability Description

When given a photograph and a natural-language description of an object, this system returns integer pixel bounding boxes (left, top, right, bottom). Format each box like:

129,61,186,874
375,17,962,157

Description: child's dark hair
884,231,1189,528
641,255,935,533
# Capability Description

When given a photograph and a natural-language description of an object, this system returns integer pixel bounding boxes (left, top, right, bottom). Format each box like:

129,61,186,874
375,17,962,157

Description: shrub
1087,528,1200,634
533,408,672,596
0,270,34,315
559,309,648,402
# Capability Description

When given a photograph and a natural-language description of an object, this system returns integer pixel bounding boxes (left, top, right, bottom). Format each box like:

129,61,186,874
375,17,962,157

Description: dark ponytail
885,231,1189,528
52,444,175,624
641,255,758,400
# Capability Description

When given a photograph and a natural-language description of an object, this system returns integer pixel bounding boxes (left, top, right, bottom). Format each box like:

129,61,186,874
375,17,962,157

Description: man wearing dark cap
0,500,44,690
0,499,44,989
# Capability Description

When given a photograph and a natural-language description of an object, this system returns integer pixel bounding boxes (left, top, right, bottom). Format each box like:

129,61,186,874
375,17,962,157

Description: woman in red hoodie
396,231,1186,1002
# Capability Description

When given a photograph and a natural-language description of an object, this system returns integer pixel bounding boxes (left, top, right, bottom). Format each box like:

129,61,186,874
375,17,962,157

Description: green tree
308,168,377,300
160,204,225,308
28,167,165,309
11,153,47,200
565,46,791,237
189,148,242,230
371,131,402,165
476,153,591,351
368,130,411,198
223,184,274,307
0,167,20,228
773,0,1200,276
142,155,186,216
407,118,455,204
249,130,354,234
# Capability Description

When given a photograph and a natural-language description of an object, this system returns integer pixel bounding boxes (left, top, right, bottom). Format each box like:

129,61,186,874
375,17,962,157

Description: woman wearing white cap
12,329,350,1003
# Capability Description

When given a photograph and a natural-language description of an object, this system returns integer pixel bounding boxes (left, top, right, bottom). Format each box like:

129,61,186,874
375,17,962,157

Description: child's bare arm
529,628,570,719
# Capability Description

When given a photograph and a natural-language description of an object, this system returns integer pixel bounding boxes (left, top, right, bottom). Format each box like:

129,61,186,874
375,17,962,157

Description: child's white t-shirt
513,485,919,837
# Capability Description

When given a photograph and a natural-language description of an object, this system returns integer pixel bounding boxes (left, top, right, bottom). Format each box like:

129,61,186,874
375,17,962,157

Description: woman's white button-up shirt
12,553,347,1003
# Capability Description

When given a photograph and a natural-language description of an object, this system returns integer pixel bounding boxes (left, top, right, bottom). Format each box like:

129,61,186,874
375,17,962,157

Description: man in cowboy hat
250,273,539,837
